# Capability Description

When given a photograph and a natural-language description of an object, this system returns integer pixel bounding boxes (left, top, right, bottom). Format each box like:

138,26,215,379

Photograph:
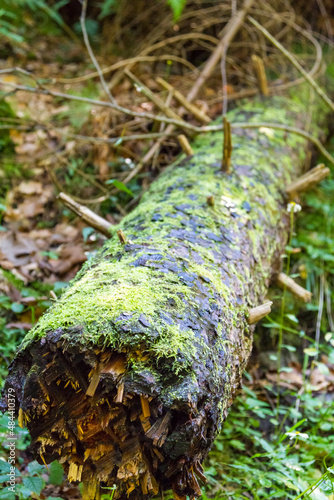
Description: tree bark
1,95,327,500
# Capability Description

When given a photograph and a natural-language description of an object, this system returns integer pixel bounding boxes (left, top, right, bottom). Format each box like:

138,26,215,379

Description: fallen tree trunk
1,95,327,499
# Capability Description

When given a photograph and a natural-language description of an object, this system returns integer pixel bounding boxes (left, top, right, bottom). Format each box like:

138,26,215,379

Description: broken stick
156,77,211,124
177,134,194,156
252,54,269,96
222,117,232,172
277,272,312,302
248,301,273,325
286,163,330,197
58,192,112,237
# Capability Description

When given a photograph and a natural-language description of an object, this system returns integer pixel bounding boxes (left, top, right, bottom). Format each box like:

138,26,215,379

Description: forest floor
1,10,334,500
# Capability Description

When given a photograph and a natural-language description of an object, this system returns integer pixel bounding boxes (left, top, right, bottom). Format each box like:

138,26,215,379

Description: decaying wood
277,272,312,302
58,192,112,237
1,93,328,500
177,134,194,156
248,301,273,325
286,163,330,197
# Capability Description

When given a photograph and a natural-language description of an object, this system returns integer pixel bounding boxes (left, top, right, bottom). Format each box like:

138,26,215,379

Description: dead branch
57,192,112,237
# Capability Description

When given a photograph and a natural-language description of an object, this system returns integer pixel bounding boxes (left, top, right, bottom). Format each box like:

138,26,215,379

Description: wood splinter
252,54,269,96
177,134,194,156
222,117,232,172
140,395,151,418
58,192,112,237
286,163,330,197
277,272,312,302
248,301,273,325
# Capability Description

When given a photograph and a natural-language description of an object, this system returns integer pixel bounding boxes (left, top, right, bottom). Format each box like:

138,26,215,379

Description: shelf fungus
1,95,328,499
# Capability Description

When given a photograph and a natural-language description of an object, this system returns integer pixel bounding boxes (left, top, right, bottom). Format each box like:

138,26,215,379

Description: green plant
0,455,64,500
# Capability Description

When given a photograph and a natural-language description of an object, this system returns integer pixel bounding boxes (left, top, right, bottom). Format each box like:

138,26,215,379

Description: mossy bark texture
2,96,326,499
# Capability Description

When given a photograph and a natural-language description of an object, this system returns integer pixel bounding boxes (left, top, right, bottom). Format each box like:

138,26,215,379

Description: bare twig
177,135,194,156
124,70,187,125
1,75,333,166
108,32,219,91
126,0,255,181
55,55,198,84
188,0,255,103
80,0,117,105
58,192,113,237
277,273,312,302
156,77,211,124
0,81,195,131
286,163,330,197
248,16,334,113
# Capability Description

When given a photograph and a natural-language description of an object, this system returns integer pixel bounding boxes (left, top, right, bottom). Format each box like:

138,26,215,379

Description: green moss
18,94,322,400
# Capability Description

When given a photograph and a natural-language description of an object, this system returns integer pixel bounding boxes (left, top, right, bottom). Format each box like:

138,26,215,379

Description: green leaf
285,314,299,323
10,302,24,313
320,479,333,494
53,282,68,293
167,0,187,21
27,460,45,475
303,347,318,356
0,461,13,473
22,475,44,495
316,362,330,375
285,480,300,491
0,486,15,500
48,461,64,486
282,344,296,352
105,179,134,196
259,477,272,488
229,439,246,450
82,227,95,242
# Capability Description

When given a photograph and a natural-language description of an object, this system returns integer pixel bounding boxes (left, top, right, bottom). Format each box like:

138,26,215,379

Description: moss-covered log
1,95,327,499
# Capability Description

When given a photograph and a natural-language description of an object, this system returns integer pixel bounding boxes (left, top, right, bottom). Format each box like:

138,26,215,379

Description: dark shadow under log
1,95,328,499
